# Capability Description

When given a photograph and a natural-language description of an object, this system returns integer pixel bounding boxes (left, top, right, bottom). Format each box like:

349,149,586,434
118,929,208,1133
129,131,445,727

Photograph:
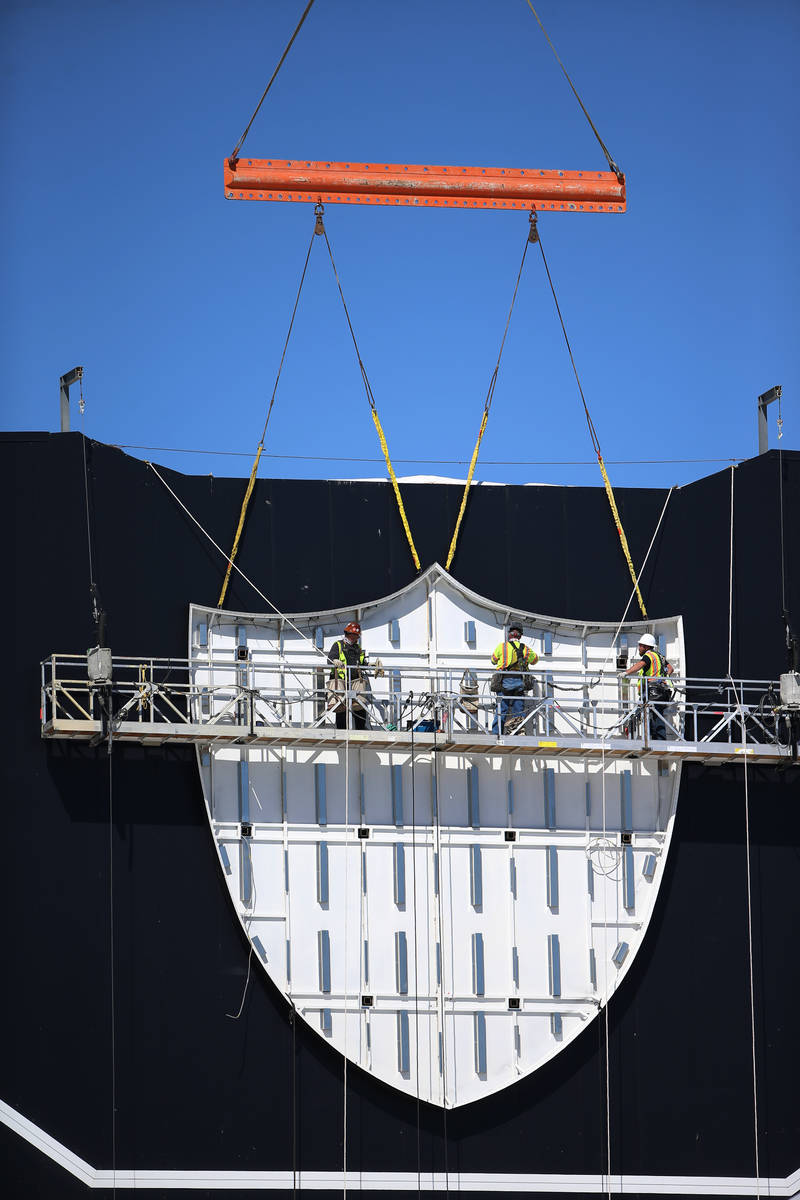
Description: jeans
492,680,525,734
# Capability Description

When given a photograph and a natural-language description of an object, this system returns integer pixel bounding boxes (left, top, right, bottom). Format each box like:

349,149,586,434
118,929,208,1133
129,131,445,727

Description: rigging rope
431,723,450,1195
318,213,422,570
229,0,318,163
524,0,623,183
218,222,319,607
445,214,535,570
535,219,647,618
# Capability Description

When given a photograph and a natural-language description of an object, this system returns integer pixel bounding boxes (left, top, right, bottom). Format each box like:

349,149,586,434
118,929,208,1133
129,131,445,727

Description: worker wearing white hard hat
623,633,674,741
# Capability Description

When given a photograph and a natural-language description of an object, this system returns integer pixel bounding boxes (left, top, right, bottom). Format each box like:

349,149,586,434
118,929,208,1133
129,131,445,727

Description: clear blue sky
1,0,797,488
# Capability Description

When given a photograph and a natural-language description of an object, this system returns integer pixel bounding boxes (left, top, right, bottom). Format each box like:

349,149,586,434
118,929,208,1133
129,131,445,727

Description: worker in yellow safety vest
490,621,539,734
624,633,674,741
327,621,370,730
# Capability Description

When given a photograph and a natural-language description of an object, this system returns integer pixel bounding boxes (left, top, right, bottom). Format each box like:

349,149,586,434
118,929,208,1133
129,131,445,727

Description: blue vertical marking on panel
362,850,367,895
286,940,291,983
620,770,632,832
397,1012,410,1074
363,939,369,984
585,780,591,817
392,764,403,827
251,935,267,962
551,1012,563,1037
316,842,329,905
219,844,232,876
280,763,287,821
589,948,597,990
468,766,480,828
393,843,406,907
433,851,439,896
471,932,485,996
512,945,519,987
623,843,635,911
431,773,438,822
544,768,556,829
395,931,408,994
470,845,483,908
360,772,366,823
545,671,554,733
321,1008,332,1036
436,941,441,985
509,857,517,898
473,1013,487,1075
318,930,331,993
587,858,595,900
284,849,289,893
548,933,561,998
438,1032,443,1075
546,845,559,910
643,853,657,881
507,778,514,816
315,763,327,826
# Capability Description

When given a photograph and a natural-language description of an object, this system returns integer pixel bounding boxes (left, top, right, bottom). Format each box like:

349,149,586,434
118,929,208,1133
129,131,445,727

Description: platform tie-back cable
534,217,647,618
445,214,535,571
318,211,422,571
217,220,319,607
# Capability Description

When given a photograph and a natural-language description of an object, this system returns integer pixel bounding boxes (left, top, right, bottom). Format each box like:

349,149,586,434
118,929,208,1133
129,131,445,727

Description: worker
327,621,370,730
490,621,539,734
624,633,674,741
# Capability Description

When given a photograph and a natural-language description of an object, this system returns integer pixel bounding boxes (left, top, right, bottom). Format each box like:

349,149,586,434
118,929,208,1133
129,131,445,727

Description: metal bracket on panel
393,844,406,907
473,1013,487,1077
468,765,480,827
361,994,373,1008
316,842,330,906
397,1012,410,1076
612,941,629,968
508,996,520,1011
547,933,561,998
391,764,403,826
544,768,556,829
251,935,267,962
546,846,559,910
620,770,633,832
504,829,517,842
318,930,331,993
357,826,370,839
472,932,485,996
470,845,483,908
622,843,635,911
395,931,408,994
315,763,327,826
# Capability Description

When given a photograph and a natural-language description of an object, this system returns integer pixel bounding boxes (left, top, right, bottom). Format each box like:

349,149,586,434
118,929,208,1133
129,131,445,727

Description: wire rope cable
445,215,534,570
523,0,623,181
725,471,761,1197
318,216,421,570
218,221,319,608
409,707,422,1193
343,717,351,1200
535,219,647,618
107,725,117,1198
229,0,318,163
431,722,449,1196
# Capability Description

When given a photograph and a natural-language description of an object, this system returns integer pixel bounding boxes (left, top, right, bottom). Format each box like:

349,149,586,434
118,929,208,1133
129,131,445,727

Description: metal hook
314,201,325,236
528,208,539,244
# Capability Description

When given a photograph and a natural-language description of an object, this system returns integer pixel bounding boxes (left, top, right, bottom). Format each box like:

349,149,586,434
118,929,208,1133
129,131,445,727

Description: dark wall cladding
2,432,799,1195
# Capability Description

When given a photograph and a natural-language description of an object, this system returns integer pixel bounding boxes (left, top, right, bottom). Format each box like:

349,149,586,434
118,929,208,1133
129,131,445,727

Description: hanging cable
524,0,623,183
218,218,320,607
535,216,647,617
445,213,535,570
431,722,450,1197
318,210,422,570
409,706,422,1193
229,0,318,164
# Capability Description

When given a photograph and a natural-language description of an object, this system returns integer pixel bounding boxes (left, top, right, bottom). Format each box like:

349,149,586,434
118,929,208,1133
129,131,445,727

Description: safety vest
638,649,668,678
491,640,539,671
332,640,366,681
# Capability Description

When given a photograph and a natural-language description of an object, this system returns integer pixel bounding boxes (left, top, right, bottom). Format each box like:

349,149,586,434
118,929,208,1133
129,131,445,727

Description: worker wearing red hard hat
326,621,370,730
624,633,674,741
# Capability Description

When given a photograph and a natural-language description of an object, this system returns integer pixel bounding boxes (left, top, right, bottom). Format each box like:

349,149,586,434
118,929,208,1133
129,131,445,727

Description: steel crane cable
218,221,319,607
229,0,318,165
317,210,422,571
444,214,536,571
524,0,623,184
534,217,648,618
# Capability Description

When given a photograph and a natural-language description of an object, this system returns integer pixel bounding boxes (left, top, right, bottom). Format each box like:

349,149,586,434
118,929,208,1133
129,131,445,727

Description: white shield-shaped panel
190,565,684,1107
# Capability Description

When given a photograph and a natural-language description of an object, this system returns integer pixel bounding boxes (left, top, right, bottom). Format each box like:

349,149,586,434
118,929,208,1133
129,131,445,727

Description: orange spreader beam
224,158,626,213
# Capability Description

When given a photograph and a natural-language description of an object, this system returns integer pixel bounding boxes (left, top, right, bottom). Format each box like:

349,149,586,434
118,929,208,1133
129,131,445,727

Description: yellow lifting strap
597,453,647,617
371,408,421,570
445,410,488,571
217,445,263,607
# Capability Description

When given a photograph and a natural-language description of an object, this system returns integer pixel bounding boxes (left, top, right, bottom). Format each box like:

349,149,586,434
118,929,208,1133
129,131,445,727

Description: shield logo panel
190,565,684,1107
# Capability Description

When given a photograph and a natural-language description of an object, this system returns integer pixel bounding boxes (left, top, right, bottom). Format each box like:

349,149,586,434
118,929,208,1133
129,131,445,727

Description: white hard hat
638,633,656,648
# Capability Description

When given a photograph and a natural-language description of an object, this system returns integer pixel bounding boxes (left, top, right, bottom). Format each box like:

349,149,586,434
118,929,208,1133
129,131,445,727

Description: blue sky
1,0,797,488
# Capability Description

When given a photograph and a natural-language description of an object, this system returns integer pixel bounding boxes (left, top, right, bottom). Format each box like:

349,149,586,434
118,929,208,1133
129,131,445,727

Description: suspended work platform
41,654,791,766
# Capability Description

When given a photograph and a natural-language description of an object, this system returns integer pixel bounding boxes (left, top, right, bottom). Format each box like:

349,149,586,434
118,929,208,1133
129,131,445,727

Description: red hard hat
344,622,361,636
